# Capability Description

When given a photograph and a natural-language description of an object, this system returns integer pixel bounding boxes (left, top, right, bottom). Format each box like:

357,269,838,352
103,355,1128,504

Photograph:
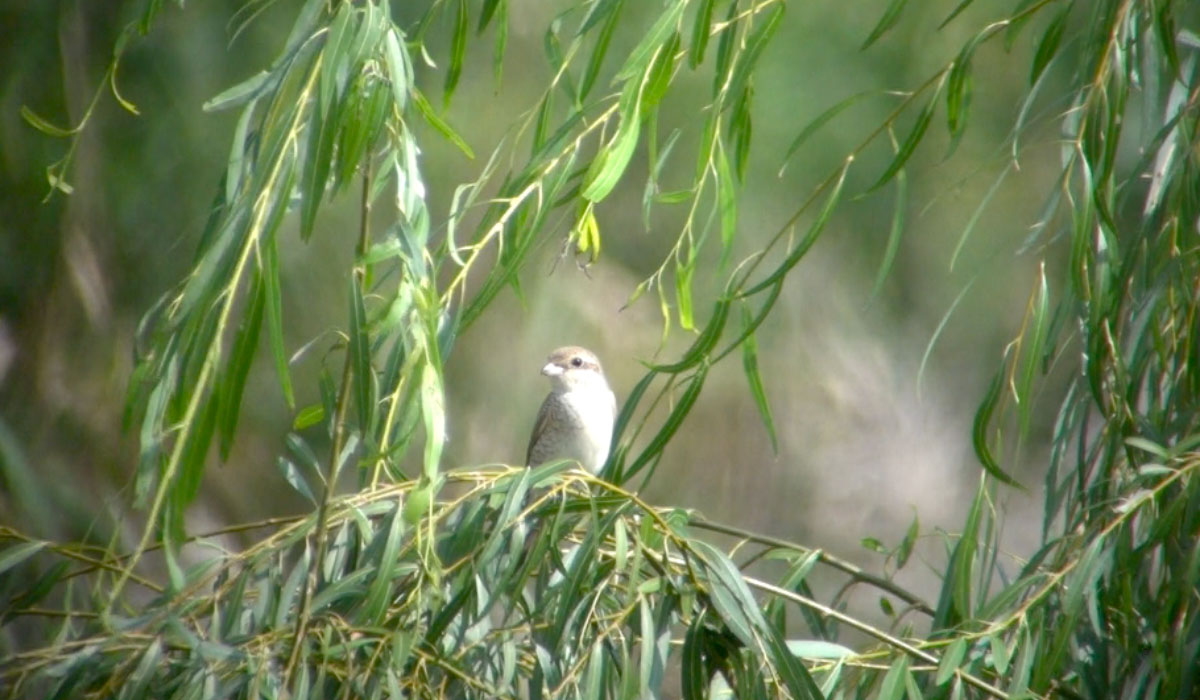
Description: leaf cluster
4,0,1200,698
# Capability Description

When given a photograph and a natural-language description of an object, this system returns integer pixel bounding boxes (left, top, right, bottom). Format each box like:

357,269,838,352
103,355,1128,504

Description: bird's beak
541,362,563,377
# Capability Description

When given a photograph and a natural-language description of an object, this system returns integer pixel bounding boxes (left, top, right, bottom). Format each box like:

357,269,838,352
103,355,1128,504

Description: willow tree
2,0,1198,698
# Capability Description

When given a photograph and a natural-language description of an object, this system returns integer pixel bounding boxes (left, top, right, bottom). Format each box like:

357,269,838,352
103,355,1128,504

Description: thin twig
688,516,935,616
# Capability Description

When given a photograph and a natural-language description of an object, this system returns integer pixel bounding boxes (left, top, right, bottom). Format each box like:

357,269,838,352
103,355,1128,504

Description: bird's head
541,346,608,393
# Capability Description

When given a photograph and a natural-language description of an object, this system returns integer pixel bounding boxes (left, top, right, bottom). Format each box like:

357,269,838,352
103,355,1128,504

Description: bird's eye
570,357,584,368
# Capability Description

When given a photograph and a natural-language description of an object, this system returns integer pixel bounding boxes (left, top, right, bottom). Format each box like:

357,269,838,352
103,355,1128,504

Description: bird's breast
559,388,616,472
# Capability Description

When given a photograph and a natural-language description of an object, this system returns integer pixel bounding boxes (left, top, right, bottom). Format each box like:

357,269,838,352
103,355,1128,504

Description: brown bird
525,346,617,474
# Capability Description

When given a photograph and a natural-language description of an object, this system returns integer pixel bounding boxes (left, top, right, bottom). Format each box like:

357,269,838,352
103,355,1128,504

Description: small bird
525,346,617,474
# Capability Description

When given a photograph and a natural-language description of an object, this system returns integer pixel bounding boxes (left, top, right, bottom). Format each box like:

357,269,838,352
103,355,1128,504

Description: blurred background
0,0,1066,616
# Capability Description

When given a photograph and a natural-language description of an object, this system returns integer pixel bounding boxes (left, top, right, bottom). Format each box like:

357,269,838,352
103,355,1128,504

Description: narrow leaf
0,541,47,576
203,70,271,112
780,90,877,172
277,457,318,505
871,168,906,299
869,91,936,191
935,637,966,685
615,0,685,82
444,0,469,105
740,305,778,453
861,0,909,50
971,368,1025,488
263,239,294,409
688,0,715,68
582,80,641,202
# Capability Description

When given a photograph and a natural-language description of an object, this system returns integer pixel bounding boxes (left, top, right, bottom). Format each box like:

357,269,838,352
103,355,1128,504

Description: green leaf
225,100,255,203
935,637,966,685
691,540,757,647
582,79,641,202
739,305,778,453
615,0,685,82
334,76,389,187
217,268,265,460
134,378,169,508
282,0,327,59
1125,436,1168,458
743,158,849,297
20,106,76,138
277,457,318,505
729,86,752,180
777,91,873,168
579,0,624,101
299,100,335,240
643,127,683,229
293,404,326,431
163,528,186,594
870,168,906,299
676,258,695,330
933,485,983,628
861,0,909,50
0,541,47,576
9,561,67,613
945,39,976,147
688,0,715,68
896,509,919,569
476,468,531,567
681,614,708,700
949,164,1009,271
724,4,783,104
904,668,925,700
360,500,405,625
420,362,446,479
1016,265,1050,436
649,298,731,372
349,277,373,430
275,547,309,629
989,633,1010,674
878,656,909,700
383,28,412,112
491,0,508,85
642,31,680,108
1030,6,1069,85
868,90,936,191
765,625,823,699
262,238,294,410
122,637,162,699
478,0,504,31
971,367,1025,489
711,0,739,97
444,0,469,105
624,365,708,482
203,70,271,112
174,393,217,521
583,640,605,700
786,639,854,660
716,138,738,268
937,0,976,29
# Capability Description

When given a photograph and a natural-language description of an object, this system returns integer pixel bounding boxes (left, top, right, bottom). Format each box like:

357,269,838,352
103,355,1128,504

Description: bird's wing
525,394,556,466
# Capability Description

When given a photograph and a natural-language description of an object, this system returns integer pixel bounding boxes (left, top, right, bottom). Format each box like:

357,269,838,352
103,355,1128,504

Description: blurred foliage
1,0,1199,698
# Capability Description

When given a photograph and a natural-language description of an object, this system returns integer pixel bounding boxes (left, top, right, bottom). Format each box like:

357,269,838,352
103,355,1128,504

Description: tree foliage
2,0,1199,698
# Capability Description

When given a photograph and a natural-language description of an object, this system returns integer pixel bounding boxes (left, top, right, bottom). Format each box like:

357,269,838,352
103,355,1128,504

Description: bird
525,346,617,474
